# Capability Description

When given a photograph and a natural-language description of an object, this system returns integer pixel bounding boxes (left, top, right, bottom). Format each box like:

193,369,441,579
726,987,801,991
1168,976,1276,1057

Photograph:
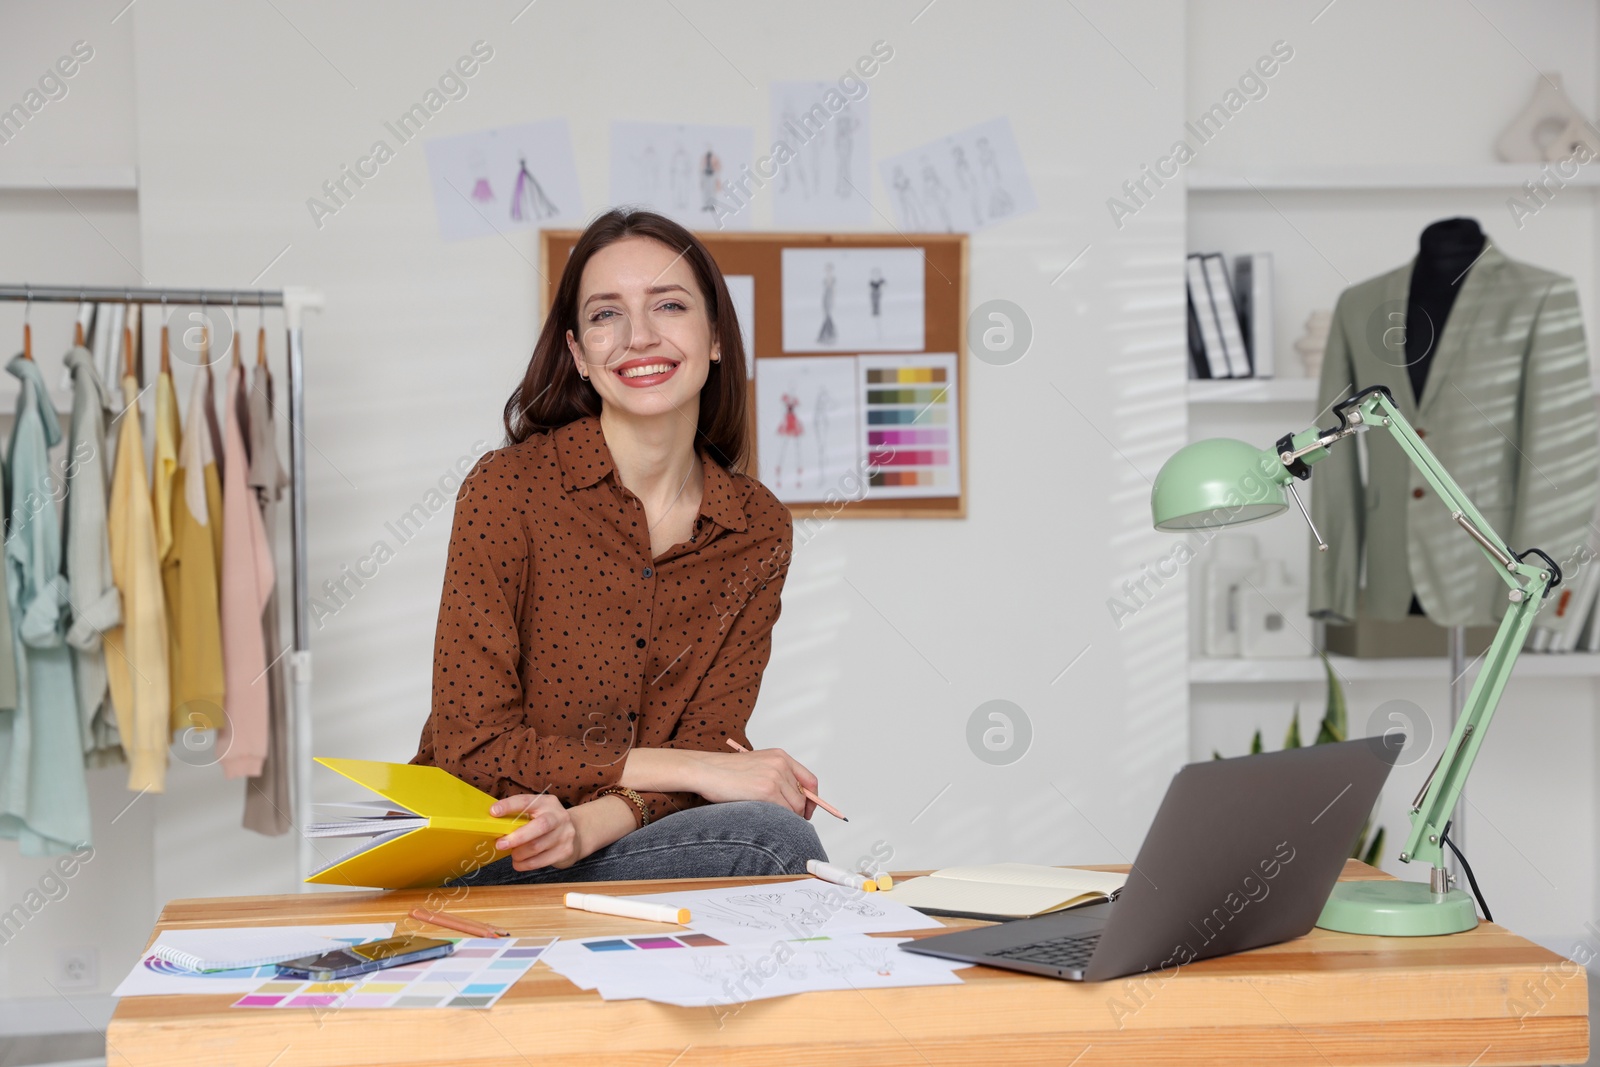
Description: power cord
1441,820,1492,923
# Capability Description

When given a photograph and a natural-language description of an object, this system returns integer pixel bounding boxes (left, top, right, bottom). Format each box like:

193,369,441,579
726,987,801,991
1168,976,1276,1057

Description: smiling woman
410,208,829,886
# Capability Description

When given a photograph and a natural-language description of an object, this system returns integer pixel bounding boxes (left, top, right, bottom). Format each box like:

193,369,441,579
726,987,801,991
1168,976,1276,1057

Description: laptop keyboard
988,932,1102,970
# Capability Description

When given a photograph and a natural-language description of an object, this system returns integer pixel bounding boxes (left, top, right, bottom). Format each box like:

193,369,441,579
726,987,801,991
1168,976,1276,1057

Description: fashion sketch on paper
700,146,722,214
816,262,837,345
770,387,805,490
510,156,558,222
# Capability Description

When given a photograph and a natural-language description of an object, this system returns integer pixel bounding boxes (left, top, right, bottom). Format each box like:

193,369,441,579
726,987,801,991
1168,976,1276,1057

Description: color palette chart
858,352,961,497
229,936,556,1011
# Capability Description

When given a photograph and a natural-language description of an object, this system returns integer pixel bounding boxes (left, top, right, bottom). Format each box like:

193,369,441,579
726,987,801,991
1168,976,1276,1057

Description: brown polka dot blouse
410,414,793,828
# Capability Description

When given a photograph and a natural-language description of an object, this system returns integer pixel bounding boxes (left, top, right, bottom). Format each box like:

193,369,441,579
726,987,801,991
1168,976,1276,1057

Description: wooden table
107,860,1589,1066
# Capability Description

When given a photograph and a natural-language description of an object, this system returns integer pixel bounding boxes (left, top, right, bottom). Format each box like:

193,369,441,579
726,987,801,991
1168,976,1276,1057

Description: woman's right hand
694,747,818,819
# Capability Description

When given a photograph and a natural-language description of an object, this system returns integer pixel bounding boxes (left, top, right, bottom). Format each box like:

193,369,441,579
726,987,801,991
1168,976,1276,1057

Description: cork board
539,229,968,519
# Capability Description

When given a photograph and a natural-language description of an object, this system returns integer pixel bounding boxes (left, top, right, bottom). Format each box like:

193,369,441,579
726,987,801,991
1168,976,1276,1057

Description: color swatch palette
582,933,725,952
858,353,961,498
230,936,556,1011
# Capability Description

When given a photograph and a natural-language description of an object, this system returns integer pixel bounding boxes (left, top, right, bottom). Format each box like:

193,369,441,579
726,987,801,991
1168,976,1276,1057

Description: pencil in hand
725,738,849,822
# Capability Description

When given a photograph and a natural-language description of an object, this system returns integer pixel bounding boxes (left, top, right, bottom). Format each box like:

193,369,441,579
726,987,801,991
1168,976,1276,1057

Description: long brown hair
504,208,750,471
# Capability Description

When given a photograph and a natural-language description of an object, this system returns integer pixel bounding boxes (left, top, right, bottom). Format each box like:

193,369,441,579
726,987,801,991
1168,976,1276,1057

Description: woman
411,208,828,885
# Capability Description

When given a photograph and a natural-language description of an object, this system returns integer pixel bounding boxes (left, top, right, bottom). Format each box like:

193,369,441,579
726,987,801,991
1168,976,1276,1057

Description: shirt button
636,638,647,649
642,567,653,578
1412,487,1425,499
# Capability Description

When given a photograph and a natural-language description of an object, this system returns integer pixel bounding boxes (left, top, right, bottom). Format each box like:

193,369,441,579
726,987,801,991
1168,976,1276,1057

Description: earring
578,368,589,380
711,352,721,364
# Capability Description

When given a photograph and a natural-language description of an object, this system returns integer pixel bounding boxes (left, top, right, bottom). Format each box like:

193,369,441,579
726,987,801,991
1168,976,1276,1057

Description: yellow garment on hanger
105,374,172,793
160,371,226,733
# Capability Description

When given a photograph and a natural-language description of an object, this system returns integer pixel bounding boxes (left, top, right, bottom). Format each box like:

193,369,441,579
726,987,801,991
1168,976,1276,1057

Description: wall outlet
53,947,98,990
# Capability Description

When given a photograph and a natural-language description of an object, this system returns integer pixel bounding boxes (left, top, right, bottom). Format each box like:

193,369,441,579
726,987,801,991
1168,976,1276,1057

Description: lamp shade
1150,437,1289,531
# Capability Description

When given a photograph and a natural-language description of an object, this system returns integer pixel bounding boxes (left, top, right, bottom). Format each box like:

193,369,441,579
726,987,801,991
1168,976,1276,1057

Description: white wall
0,0,1192,1016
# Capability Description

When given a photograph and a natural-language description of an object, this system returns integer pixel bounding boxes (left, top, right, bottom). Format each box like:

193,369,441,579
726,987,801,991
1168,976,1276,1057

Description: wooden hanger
21,286,32,361
230,296,242,371
256,294,267,368
159,294,170,374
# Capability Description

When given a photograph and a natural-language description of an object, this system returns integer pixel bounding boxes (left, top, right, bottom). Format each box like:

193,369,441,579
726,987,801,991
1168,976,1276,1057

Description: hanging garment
0,353,89,854
242,362,291,836
1310,243,1600,626
218,362,274,779
105,372,172,792
162,371,226,734
201,362,225,584
62,345,123,767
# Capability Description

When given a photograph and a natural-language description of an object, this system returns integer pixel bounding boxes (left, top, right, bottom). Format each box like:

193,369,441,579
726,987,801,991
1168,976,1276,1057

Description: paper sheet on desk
622,878,943,939
541,933,968,1008
113,923,396,997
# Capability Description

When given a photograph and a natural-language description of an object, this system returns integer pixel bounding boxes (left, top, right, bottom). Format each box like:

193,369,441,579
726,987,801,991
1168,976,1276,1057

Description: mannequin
1404,217,1487,403
1404,217,1487,616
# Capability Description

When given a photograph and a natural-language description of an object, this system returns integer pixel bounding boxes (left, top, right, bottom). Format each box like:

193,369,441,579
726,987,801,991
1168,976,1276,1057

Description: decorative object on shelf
1152,384,1554,935
1237,559,1309,658
1291,310,1331,378
1308,226,1599,629
1200,534,1258,657
1324,611,1496,659
1212,652,1385,866
1494,72,1600,163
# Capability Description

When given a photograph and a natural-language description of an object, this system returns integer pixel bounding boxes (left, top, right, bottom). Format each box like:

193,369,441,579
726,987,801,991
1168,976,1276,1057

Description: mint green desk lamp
1150,385,1561,936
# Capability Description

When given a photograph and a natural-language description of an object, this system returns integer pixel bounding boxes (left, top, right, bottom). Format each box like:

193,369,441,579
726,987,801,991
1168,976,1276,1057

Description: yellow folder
305,758,530,889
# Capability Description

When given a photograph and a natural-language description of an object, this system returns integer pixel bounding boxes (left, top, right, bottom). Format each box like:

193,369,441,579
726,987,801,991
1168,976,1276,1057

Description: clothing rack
0,283,324,885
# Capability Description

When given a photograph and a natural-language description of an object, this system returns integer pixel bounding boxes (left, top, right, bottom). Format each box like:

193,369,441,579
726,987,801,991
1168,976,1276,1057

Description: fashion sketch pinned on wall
781,247,924,352
878,116,1035,233
723,275,756,377
755,356,862,503
768,81,873,228
609,121,755,231
423,120,584,242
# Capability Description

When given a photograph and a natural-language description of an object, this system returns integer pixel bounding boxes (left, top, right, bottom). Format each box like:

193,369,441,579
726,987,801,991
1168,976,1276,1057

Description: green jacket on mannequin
1309,243,1599,627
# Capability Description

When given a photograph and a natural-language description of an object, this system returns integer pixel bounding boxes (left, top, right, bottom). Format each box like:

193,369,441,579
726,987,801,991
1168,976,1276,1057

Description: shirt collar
555,414,750,533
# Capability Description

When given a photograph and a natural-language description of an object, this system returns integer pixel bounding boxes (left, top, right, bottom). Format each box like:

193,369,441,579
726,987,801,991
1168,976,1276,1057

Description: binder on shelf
1202,253,1251,377
1186,285,1210,379
1186,253,1233,379
1233,252,1274,379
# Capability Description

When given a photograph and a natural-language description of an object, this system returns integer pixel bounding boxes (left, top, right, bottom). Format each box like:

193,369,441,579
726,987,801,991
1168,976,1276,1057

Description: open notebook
877,863,1127,921
305,758,529,889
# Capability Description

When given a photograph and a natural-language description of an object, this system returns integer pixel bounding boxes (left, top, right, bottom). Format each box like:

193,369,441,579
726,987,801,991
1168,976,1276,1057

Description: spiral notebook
149,927,368,973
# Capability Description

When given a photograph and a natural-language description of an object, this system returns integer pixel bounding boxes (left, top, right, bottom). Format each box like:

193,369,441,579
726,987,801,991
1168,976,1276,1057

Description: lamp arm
1275,385,1556,875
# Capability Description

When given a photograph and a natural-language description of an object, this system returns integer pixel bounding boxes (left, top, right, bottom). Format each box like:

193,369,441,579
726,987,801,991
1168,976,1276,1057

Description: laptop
902,735,1400,982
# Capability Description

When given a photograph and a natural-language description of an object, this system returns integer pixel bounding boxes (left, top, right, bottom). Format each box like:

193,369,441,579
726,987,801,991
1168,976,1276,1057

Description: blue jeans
443,801,828,887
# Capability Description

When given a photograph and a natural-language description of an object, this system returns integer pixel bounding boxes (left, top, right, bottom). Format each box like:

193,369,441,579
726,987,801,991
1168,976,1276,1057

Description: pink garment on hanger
217,362,275,778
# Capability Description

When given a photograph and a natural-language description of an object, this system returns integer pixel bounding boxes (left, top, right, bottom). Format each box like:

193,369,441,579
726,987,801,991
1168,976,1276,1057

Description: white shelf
1186,164,1600,192
0,166,138,192
1190,653,1600,685
1188,378,1318,404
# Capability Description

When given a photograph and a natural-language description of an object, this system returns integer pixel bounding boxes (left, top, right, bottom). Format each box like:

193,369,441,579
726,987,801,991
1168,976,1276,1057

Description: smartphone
274,935,455,981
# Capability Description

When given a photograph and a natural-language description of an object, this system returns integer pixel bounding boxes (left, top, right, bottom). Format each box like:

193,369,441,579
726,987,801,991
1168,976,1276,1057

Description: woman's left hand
491,794,582,870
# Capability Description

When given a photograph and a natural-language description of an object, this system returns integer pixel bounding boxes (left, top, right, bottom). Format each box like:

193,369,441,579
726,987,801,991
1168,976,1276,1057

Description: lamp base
1315,880,1480,936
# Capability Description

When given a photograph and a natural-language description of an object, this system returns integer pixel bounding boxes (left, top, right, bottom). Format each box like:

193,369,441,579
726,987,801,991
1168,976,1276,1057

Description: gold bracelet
596,786,652,828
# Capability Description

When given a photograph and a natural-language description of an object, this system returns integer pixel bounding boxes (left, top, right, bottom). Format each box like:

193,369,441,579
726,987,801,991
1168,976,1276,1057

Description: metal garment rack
0,283,324,885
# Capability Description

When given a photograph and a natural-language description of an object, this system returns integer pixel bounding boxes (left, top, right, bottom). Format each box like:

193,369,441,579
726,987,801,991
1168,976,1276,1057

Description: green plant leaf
1249,729,1263,755
1362,827,1386,868
1317,650,1348,744
1284,711,1302,750
1212,750,1223,761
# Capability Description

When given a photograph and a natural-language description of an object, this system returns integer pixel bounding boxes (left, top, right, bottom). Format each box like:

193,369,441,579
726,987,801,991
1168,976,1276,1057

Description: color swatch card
541,933,969,1009
858,352,960,497
229,936,556,1011
622,877,942,940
